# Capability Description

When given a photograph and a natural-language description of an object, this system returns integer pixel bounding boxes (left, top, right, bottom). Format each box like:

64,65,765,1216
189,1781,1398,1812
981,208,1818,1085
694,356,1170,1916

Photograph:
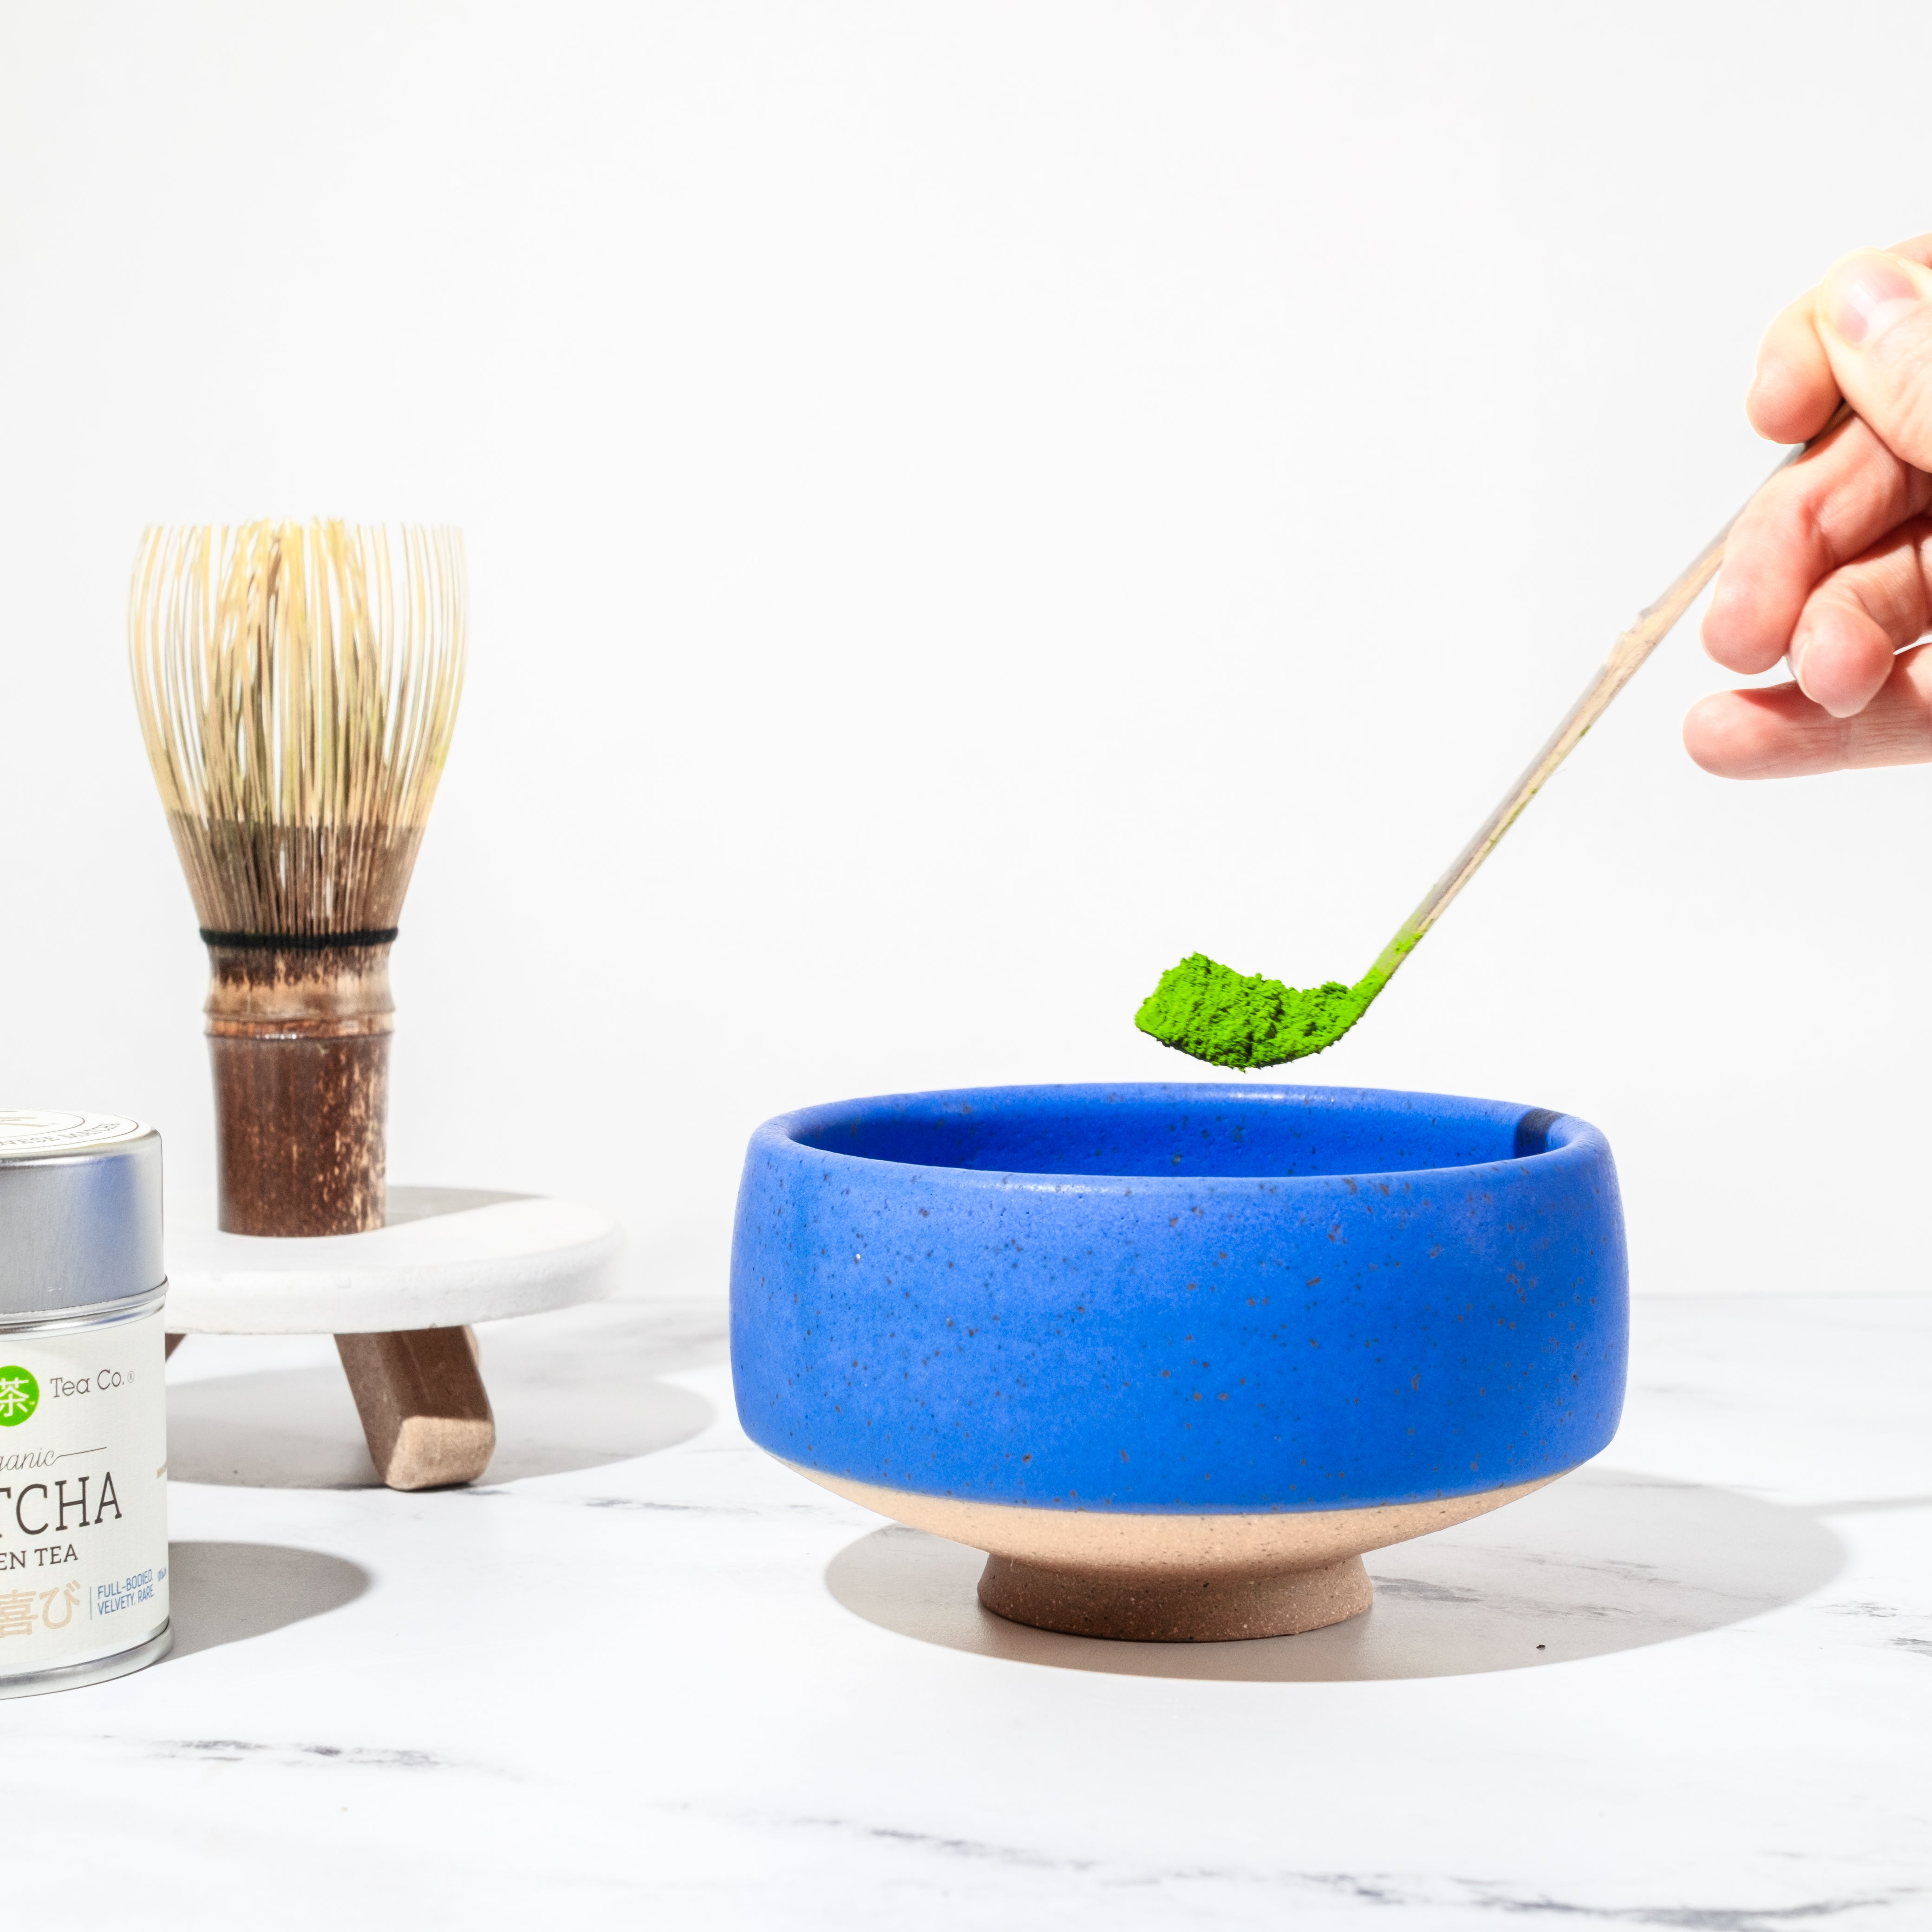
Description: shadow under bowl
730,1083,1627,1642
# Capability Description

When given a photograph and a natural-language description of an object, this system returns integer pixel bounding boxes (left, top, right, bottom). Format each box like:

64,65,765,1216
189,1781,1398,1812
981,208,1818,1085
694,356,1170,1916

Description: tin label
0,1306,167,1676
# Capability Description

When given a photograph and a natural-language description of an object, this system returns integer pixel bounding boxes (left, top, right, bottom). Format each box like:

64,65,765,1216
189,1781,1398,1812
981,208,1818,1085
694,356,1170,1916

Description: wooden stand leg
164,1333,185,1360
335,1326,495,1491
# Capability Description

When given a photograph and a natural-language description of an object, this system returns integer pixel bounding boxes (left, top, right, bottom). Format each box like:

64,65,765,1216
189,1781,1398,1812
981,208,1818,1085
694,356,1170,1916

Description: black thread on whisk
199,928,400,951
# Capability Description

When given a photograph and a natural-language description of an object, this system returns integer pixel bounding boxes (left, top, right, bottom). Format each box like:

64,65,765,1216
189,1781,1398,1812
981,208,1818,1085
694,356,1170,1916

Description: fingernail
1830,258,1921,346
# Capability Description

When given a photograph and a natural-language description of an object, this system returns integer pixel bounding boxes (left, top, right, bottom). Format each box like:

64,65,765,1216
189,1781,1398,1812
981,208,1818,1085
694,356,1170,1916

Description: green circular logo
0,1367,39,1427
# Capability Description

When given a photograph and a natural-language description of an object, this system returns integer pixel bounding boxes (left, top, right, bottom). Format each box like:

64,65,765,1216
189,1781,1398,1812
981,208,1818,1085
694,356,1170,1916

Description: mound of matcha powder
1134,952,1384,1070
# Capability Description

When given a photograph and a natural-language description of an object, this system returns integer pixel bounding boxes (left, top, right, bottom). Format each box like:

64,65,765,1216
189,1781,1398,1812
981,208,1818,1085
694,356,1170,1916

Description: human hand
1684,237,1932,777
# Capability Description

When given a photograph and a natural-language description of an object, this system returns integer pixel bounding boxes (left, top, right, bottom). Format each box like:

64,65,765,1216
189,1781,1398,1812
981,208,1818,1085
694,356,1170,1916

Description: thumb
1818,248,1932,471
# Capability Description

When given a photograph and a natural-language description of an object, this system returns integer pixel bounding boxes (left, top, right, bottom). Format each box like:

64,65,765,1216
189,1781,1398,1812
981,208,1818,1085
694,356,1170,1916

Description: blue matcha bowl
731,1082,1627,1641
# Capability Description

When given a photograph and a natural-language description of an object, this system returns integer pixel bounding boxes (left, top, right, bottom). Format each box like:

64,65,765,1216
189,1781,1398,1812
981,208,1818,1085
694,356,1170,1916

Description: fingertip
1747,298,1841,443
1699,572,1787,677
1788,592,1904,719
1683,684,1852,780
1681,692,1745,776
1746,358,1840,445
1698,588,1738,669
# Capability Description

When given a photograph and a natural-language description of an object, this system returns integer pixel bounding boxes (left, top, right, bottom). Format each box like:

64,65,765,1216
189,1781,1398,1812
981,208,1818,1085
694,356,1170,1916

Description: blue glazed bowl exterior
730,1083,1627,1514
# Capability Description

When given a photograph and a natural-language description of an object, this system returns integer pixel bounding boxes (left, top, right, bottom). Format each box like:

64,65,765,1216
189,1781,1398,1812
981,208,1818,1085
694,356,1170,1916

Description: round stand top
163,1188,624,1334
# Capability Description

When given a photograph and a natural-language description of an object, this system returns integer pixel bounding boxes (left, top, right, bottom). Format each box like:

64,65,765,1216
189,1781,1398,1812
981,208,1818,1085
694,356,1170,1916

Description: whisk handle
204,940,394,1236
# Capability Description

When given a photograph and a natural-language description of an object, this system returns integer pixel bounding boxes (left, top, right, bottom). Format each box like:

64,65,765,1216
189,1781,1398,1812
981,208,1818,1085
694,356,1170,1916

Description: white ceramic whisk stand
163,1188,623,1488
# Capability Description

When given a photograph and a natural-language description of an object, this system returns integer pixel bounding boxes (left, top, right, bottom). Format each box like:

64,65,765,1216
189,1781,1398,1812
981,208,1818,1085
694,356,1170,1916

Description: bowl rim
750,1080,1608,1195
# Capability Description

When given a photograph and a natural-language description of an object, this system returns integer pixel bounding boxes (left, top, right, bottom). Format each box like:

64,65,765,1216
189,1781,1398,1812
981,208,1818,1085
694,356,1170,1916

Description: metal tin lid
0,1112,164,1315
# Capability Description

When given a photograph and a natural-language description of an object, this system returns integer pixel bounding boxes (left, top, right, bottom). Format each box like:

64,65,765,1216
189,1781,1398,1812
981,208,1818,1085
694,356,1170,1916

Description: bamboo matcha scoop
1136,418,1845,1069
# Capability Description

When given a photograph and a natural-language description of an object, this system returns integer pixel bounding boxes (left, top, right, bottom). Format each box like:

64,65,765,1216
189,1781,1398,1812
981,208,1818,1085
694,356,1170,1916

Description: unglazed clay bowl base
795,1463,1558,1642
977,1552,1372,1643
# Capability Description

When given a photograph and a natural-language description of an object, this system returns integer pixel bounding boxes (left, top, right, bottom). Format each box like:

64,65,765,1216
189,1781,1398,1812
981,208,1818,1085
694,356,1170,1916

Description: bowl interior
790,1085,1562,1181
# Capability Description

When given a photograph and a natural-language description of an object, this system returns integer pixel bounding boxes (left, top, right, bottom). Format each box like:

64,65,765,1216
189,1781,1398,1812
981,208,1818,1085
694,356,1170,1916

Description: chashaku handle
1363,407,1853,988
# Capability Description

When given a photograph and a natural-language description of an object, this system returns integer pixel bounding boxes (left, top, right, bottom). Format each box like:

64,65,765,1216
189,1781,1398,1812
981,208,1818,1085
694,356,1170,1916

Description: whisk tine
128,520,466,939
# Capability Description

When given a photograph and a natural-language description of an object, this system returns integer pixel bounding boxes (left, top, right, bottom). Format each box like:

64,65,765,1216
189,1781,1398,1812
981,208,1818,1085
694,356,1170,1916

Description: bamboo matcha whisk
129,520,464,1235
130,520,489,1491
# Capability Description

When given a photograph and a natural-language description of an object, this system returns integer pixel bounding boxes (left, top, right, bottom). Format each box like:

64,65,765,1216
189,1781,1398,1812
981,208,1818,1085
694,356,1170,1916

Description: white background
0,2,1926,1297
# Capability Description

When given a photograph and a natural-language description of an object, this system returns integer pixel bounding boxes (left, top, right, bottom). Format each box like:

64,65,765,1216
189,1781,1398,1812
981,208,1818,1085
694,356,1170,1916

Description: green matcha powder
1133,942,1415,1070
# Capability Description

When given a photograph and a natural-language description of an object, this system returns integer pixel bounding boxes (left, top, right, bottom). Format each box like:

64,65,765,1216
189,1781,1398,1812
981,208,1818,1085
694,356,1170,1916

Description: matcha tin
0,1112,170,1695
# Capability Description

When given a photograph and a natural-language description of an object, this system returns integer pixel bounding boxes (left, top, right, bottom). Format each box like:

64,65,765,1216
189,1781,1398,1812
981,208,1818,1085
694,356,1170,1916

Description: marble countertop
7,1294,1927,1928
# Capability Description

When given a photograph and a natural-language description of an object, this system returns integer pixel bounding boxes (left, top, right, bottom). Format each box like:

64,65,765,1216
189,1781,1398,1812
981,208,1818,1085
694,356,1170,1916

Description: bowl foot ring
976,1551,1373,1643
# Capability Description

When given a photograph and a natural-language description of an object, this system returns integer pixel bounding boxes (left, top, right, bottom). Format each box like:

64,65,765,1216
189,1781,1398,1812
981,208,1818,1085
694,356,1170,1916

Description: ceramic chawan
730,1083,1626,1642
